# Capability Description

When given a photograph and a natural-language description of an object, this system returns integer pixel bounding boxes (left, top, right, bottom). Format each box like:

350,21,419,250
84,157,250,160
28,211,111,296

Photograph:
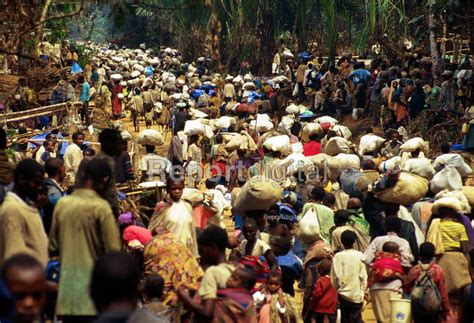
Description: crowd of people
0,42,474,323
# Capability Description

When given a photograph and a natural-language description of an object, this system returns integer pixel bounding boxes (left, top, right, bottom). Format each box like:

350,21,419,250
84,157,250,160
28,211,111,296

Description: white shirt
35,145,56,164
139,154,171,181
362,233,414,268
331,249,367,303
63,143,83,182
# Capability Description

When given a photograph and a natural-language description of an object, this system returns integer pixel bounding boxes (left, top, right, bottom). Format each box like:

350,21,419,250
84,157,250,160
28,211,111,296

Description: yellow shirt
440,219,468,250
198,263,235,300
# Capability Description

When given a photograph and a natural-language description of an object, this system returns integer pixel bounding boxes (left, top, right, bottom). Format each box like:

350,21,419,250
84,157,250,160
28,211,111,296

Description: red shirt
310,276,338,314
303,140,321,156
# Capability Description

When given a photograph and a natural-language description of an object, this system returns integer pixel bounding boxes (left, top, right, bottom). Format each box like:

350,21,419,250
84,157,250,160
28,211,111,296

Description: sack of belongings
278,153,314,175
326,154,361,181
430,165,463,194
358,134,385,155
307,153,330,169
278,116,295,135
400,137,429,153
379,156,402,173
375,172,429,205
340,169,365,197
138,129,164,146
332,125,352,140
402,158,436,180
233,176,283,214
298,205,321,246
250,114,274,133
433,154,472,177
324,137,353,156
182,188,205,207
184,119,205,136
263,135,290,154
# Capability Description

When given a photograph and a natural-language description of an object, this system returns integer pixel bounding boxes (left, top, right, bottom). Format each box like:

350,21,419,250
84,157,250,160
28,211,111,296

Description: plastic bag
298,206,320,244
70,62,83,74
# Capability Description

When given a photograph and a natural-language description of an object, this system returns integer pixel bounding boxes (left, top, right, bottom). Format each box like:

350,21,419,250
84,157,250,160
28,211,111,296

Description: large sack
263,135,290,154
435,189,471,214
182,188,205,207
277,116,295,135
462,186,474,207
332,125,352,140
184,119,205,136
400,137,429,153
225,131,258,152
340,169,365,197
233,176,283,214
110,74,123,81
250,119,274,133
324,137,353,156
433,153,472,177
326,154,361,181
302,123,323,138
375,172,429,205
138,129,164,146
279,153,313,175
379,156,402,173
285,103,299,114
402,158,436,180
291,142,304,154
221,132,238,144
430,165,463,194
307,153,330,168
215,116,236,130
297,205,321,245
358,134,385,155
315,116,338,126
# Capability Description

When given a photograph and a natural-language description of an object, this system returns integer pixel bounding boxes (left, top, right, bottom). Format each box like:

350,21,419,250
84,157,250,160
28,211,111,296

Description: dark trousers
298,82,305,102
313,312,337,323
339,296,363,323
81,101,90,126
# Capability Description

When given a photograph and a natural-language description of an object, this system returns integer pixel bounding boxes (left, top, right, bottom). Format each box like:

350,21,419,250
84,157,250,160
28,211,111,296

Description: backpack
410,265,442,314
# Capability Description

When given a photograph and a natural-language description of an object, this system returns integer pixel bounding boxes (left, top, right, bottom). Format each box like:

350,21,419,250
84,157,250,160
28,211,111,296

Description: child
368,241,404,287
39,140,55,165
64,131,84,183
239,218,278,271
178,226,235,319
403,242,450,323
148,176,198,256
142,275,173,321
310,259,338,323
255,271,298,323
213,267,257,321
330,230,367,323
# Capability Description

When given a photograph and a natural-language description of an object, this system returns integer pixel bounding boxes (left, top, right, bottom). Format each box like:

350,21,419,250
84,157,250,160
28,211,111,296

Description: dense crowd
0,43,474,323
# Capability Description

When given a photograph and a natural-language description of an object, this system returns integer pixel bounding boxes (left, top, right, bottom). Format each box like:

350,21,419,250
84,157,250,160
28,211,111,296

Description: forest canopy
1,0,472,74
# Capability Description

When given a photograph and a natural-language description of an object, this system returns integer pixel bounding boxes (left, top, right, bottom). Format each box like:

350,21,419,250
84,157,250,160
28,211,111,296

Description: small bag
462,123,469,134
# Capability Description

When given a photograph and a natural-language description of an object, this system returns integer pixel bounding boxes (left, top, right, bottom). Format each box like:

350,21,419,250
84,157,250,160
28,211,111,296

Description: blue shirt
349,69,371,85
80,82,90,102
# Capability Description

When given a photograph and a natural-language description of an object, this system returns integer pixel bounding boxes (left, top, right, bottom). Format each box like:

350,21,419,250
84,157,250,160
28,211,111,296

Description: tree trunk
428,0,441,82
256,0,275,75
